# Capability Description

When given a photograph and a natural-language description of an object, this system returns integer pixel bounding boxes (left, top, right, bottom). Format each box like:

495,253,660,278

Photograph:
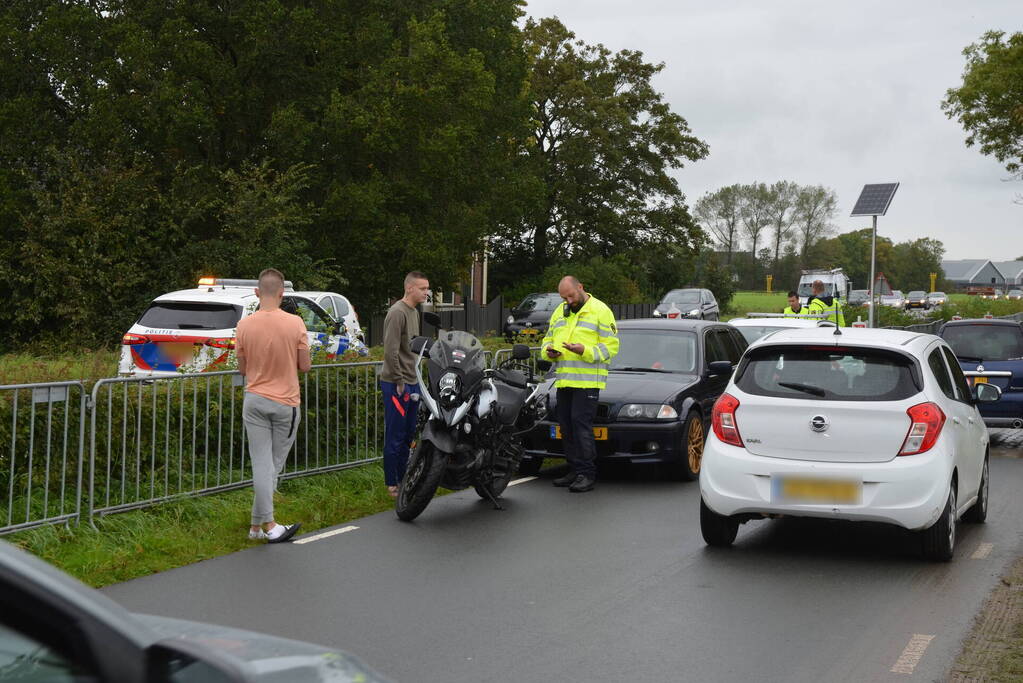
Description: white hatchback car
700,327,1002,560
727,315,833,345
119,279,359,377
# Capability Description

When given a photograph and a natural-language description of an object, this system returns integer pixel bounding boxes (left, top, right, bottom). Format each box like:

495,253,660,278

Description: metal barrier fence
85,362,384,524
885,311,1023,333
1,381,87,534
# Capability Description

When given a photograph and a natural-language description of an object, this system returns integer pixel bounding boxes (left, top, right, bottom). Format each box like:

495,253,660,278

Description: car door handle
968,417,975,424
951,417,961,425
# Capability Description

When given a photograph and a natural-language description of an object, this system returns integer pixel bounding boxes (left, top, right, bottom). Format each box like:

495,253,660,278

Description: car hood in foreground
135,614,390,682
601,371,700,403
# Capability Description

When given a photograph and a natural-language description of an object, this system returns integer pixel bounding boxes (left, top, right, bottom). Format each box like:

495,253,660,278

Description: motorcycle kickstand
482,485,504,511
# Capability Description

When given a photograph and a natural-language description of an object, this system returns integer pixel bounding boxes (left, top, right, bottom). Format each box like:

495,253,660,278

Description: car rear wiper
777,382,826,397
954,354,983,362
613,366,674,373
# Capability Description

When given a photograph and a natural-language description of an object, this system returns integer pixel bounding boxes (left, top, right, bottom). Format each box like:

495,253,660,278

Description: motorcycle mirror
536,359,553,372
410,336,433,355
512,344,531,360
423,312,442,328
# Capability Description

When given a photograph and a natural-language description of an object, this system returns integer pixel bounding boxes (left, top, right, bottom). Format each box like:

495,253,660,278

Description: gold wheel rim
687,417,704,473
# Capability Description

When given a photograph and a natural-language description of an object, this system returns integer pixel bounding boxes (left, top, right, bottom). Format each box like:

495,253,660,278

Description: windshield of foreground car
660,290,701,305
516,293,561,312
610,330,696,373
942,325,1023,362
736,346,919,401
137,303,242,330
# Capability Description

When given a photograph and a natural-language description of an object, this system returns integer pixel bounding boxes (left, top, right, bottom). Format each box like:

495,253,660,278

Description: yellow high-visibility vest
540,295,619,389
807,297,846,326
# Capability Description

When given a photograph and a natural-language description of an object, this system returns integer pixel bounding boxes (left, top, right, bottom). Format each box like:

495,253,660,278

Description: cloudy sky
523,0,1022,260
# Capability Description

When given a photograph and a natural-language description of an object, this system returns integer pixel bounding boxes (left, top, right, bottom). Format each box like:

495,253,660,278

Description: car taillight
712,393,744,447
205,338,236,349
898,402,946,456
121,333,149,345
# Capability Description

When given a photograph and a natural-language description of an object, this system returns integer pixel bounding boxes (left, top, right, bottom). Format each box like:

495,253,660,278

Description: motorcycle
395,314,552,521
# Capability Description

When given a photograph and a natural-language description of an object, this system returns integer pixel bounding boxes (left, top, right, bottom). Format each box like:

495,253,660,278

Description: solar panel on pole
851,183,899,217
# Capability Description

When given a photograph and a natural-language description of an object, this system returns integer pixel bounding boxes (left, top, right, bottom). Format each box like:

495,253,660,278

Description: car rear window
941,324,1023,362
735,345,920,401
137,302,242,330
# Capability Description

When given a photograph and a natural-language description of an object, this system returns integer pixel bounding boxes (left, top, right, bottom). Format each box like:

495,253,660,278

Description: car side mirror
973,382,1002,403
707,360,733,376
536,360,553,373
512,344,531,360
410,336,433,355
423,312,441,328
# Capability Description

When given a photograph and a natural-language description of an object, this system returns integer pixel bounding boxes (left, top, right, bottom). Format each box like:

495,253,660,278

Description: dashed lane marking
293,525,360,545
890,634,935,674
509,477,537,486
971,542,994,560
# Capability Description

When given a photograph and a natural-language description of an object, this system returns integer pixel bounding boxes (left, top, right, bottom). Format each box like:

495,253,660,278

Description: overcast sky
523,0,1022,261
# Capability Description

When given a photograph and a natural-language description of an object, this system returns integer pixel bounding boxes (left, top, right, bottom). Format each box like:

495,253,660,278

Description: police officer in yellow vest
806,279,846,326
782,290,811,318
541,276,619,492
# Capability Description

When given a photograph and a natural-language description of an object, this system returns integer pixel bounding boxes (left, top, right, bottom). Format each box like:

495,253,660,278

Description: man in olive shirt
380,271,430,497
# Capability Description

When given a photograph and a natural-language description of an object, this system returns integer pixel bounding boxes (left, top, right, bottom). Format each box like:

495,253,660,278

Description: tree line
0,1,722,350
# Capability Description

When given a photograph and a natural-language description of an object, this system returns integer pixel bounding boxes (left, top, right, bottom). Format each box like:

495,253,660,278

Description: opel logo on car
810,415,829,433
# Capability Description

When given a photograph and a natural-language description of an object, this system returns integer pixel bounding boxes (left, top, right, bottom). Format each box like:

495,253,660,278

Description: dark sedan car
904,290,930,309
0,541,388,682
521,319,747,480
938,318,1023,429
504,292,561,341
652,288,719,320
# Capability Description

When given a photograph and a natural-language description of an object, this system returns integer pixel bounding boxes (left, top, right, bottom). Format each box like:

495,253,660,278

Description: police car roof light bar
197,277,295,290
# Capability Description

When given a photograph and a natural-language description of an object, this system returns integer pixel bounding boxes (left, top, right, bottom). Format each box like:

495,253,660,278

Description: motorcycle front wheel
395,441,448,521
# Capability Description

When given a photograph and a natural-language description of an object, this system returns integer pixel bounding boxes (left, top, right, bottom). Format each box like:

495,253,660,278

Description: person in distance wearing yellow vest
806,280,846,326
782,291,808,318
541,276,619,493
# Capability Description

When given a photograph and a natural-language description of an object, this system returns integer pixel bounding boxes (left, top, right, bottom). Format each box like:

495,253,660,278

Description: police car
118,278,363,377
294,291,367,351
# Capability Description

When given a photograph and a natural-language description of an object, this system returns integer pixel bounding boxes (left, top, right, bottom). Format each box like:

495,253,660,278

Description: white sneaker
248,528,267,540
265,522,301,544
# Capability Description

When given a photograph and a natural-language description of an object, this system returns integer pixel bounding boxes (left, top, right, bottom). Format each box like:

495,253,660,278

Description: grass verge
949,555,1023,681
5,462,397,588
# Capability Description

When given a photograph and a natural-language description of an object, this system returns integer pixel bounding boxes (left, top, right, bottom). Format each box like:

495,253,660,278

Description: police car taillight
205,338,236,349
121,333,149,345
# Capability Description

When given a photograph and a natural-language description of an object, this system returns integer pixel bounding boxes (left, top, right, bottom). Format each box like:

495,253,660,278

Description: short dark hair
258,268,286,296
404,271,427,287
787,290,798,298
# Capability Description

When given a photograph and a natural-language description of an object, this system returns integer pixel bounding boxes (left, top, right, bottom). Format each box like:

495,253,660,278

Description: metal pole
868,214,877,328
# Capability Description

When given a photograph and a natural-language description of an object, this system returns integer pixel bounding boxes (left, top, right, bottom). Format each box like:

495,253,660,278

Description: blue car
938,318,1023,428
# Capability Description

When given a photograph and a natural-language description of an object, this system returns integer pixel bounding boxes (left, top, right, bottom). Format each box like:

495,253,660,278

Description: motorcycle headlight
438,372,461,406
618,404,677,421
507,315,514,324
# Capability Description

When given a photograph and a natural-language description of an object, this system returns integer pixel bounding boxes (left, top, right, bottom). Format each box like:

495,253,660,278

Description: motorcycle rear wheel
396,441,447,521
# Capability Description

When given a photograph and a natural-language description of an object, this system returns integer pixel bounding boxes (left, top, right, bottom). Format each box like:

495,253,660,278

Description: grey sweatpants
243,393,300,525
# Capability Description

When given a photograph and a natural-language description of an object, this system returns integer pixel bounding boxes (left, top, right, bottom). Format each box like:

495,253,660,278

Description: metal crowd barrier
1,381,87,534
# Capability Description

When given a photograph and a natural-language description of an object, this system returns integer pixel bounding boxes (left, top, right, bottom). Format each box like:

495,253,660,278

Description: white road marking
293,525,359,545
890,634,935,674
508,477,537,486
971,542,994,560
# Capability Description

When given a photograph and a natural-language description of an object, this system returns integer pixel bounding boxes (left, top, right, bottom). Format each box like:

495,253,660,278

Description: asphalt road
104,430,1023,683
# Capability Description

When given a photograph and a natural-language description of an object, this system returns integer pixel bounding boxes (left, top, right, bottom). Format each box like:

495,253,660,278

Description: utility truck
795,268,851,306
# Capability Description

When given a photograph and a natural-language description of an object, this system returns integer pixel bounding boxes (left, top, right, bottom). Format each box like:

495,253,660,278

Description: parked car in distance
522,319,746,480
653,288,719,320
1007,290,1023,301
0,540,388,682
119,278,351,376
938,318,1023,429
727,316,831,344
927,291,948,306
847,289,870,307
904,290,930,310
504,292,562,341
700,327,1001,560
980,289,1005,300
880,290,905,308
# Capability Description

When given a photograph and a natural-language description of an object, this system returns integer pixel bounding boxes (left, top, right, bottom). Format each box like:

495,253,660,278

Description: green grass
725,291,788,319
5,462,398,588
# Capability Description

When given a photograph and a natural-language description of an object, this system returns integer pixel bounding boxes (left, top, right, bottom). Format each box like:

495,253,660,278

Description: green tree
943,31,1023,178
693,185,742,265
538,255,643,304
793,185,838,261
888,238,945,292
493,16,708,272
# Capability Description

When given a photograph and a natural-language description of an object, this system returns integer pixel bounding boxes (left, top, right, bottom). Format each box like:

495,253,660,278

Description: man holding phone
540,276,619,492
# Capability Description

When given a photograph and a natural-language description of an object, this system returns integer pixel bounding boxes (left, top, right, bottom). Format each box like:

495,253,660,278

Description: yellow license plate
550,426,608,440
520,328,539,335
972,376,988,385
773,477,861,504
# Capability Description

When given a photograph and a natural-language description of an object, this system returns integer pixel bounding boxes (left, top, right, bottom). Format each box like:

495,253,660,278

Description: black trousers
556,387,600,479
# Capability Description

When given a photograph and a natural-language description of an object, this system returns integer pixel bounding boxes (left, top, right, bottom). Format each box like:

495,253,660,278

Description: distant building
991,262,1023,288
940,259,1007,291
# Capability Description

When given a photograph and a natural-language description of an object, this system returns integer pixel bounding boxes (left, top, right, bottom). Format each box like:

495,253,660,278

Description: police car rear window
735,345,920,401
137,303,242,330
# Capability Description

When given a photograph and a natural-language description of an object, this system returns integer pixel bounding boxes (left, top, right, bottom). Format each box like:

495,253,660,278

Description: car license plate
772,476,861,504
162,342,199,363
550,425,608,440
972,376,988,385
521,328,539,335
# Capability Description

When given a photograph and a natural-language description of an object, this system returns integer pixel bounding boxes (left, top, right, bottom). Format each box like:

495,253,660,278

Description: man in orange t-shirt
235,268,311,543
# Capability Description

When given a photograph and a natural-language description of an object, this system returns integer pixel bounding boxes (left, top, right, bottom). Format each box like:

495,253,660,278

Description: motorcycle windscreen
429,330,486,374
